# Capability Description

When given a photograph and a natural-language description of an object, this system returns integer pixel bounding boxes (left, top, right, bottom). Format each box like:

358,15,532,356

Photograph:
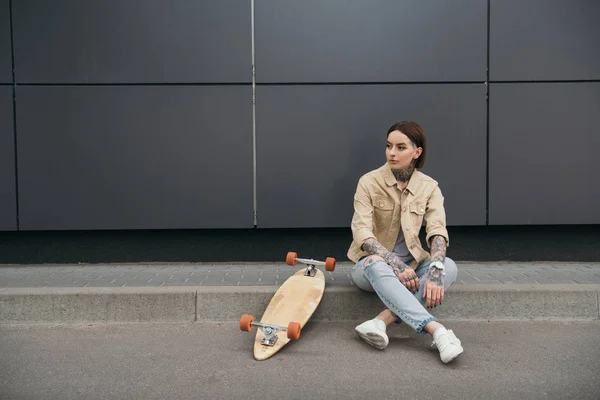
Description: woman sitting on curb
347,120,464,364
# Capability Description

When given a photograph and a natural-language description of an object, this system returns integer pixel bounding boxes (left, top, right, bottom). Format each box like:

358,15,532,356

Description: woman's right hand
361,238,420,293
386,253,419,293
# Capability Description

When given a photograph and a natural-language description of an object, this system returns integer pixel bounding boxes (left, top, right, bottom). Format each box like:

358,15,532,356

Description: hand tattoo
427,266,444,287
387,252,409,279
362,238,409,276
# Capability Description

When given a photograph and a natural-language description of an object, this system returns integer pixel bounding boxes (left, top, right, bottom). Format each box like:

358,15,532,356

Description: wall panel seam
9,0,19,230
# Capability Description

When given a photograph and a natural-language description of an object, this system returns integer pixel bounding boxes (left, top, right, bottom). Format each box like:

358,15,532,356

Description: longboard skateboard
239,252,336,360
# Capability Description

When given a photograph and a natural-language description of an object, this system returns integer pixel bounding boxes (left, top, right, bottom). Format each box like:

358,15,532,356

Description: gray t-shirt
392,229,414,264
392,186,414,264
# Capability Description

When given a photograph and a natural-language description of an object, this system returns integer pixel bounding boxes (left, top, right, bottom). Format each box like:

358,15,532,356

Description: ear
413,147,423,159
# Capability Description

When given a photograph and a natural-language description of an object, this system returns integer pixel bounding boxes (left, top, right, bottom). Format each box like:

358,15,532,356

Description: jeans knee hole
364,256,385,268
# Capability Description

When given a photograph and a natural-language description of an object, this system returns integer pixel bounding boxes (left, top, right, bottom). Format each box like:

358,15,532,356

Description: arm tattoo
430,235,447,263
361,238,390,259
428,235,447,287
362,238,409,277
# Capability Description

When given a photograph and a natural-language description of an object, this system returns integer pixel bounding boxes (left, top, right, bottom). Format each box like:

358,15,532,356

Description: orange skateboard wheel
287,322,301,340
325,257,336,272
286,252,297,266
239,314,254,332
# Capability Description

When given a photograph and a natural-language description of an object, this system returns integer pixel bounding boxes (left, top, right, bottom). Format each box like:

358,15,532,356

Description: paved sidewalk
2,262,599,324
1,261,600,288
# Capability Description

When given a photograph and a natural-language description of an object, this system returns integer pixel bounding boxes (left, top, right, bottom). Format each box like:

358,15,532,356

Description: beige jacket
347,163,449,268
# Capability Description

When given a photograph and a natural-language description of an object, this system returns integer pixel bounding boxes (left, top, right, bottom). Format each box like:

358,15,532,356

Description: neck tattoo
391,165,415,182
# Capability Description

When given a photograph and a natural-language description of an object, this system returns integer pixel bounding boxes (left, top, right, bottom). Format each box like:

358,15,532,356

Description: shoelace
431,331,458,350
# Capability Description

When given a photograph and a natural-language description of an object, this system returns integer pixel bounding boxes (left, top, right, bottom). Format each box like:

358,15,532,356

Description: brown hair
386,121,427,169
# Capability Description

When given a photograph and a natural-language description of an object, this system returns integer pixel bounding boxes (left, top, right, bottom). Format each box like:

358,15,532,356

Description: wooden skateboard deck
239,252,335,360
253,268,325,360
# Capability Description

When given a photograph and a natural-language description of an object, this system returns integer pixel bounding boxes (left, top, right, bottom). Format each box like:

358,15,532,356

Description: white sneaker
432,328,464,363
354,318,389,349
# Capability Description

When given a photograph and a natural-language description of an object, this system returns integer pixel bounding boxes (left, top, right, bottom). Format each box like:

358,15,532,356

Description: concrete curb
0,287,196,323
1,285,599,323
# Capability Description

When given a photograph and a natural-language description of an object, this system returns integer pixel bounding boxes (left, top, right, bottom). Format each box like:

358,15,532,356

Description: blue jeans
350,256,458,334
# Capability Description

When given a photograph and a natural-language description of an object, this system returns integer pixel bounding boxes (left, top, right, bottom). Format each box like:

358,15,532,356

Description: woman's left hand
423,267,445,308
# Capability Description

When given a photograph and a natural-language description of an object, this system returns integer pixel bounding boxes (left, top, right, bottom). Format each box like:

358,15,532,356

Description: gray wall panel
0,0,11,83
489,83,600,225
255,0,487,83
256,84,486,228
13,0,251,83
17,86,253,230
0,86,16,230
490,0,600,81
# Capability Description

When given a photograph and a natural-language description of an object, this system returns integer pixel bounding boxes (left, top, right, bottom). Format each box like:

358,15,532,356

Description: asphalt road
1,320,599,399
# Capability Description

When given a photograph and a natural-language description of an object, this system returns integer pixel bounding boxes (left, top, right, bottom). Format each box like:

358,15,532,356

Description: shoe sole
355,328,389,350
440,346,464,363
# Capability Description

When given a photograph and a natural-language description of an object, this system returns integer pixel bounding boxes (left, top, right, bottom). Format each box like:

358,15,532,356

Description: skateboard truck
303,263,318,277
239,315,301,345
286,252,336,276
253,322,286,346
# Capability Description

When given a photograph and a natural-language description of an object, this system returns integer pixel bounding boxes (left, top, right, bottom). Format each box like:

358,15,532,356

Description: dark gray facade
16,85,254,230
12,0,252,83
489,82,600,225
489,0,600,81
0,86,15,230
0,0,10,83
254,0,487,82
256,84,487,227
1,0,598,231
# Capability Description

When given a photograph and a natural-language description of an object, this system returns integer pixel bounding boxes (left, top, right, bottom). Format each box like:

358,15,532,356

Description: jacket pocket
372,196,395,228
373,196,394,211
409,202,426,227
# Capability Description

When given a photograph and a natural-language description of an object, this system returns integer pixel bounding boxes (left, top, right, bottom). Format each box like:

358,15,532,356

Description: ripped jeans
350,256,458,334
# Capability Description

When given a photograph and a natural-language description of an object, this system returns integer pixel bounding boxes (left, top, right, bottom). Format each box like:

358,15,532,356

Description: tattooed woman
347,121,464,364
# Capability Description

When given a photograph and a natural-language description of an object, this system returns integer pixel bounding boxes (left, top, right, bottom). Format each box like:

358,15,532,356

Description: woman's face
386,130,422,169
